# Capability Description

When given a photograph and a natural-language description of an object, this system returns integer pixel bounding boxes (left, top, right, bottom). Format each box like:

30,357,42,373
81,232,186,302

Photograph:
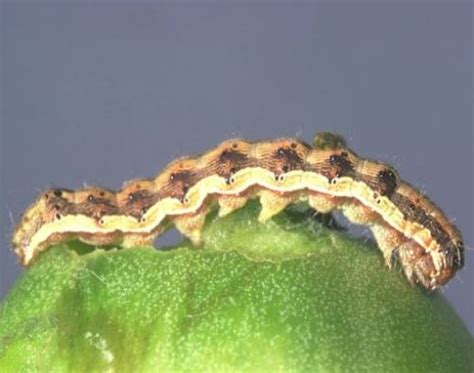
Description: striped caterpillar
11,132,464,289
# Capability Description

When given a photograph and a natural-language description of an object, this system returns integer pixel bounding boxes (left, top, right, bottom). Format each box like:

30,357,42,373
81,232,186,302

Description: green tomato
0,202,472,372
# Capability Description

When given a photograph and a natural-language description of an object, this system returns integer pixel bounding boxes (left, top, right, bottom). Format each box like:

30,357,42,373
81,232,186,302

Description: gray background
1,2,472,333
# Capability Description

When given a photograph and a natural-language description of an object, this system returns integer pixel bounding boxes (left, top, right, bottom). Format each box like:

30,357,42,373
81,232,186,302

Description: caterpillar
11,132,464,289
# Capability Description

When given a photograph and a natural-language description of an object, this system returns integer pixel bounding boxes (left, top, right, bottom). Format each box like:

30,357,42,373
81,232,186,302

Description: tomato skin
0,204,472,372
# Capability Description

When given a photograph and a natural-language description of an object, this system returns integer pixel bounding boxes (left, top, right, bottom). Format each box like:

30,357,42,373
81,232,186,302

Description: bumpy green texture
0,202,472,372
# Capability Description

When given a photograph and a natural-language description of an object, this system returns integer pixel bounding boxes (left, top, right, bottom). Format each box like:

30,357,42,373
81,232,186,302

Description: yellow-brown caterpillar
11,132,464,289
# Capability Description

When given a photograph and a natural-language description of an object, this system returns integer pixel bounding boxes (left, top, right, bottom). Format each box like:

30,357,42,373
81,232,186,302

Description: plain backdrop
1,2,472,333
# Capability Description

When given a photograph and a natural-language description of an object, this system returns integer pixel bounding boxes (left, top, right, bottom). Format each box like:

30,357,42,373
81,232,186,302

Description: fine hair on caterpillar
11,132,464,290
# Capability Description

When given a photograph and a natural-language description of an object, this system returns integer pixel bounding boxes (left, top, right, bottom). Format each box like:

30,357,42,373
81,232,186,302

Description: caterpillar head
11,188,74,265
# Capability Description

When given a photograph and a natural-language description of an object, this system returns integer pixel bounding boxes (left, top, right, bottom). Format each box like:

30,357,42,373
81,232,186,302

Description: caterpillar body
11,132,464,289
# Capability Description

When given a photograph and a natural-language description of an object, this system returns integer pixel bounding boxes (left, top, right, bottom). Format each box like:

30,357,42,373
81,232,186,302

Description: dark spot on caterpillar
128,191,151,203
55,213,61,220
217,149,249,179
141,207,148,215
123,189,158,219
328,152,354,177
47,189,74,216
71,192,119,220
275,146,305,172
377,169,398,197
290,142,297,149
99,191,105,197
219,149,248,164
159,170,195,202
226,175,236,185
441,240,464,270
232,143,238,149
455,241,465,269
282,165,289,173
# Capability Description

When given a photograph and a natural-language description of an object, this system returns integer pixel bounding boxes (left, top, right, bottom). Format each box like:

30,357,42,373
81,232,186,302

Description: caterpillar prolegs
11,132,464,289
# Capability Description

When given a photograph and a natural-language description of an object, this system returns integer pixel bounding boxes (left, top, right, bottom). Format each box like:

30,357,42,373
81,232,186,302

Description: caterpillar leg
400,243,454,289
217,194,250,217
79,231,123,247
371,223,406,270
121,226,165,248
171,205,210,245
342,200,380,226
258,190,299,223
397,242,431,287
308,192,339,214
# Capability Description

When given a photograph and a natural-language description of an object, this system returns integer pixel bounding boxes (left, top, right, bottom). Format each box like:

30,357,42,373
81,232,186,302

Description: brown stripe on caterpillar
46,188,75,219
354,161,400,198
154,157,199,204
251,138,311,178
118,179,159,220
391,183,464,271
198,139,254,183
72,188,119,222
305,147,358,183
10,132,465,290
